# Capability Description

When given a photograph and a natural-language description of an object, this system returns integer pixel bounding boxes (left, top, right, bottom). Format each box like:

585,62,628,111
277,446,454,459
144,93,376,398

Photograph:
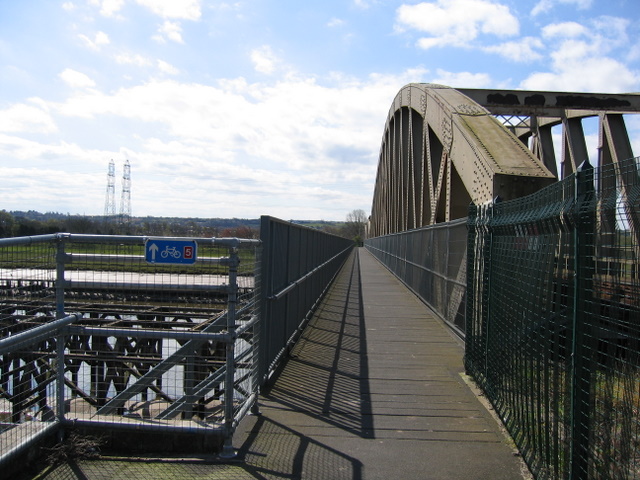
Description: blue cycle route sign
145,238,198,265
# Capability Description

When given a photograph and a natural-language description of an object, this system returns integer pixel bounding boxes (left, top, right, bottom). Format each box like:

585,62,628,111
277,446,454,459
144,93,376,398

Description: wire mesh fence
364,218,468,335
0,235,58,335
0,234,260,468
466,158,640,479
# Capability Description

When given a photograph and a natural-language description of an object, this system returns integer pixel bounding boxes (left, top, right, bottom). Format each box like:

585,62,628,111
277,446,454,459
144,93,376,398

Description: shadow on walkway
235,248,368,479
260,248,373,437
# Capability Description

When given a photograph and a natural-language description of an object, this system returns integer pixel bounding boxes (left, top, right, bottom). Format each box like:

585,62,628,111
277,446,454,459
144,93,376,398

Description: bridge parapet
258,216,354,385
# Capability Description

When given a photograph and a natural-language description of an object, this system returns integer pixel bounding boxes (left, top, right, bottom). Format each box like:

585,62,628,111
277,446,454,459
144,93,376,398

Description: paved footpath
37,248,530,480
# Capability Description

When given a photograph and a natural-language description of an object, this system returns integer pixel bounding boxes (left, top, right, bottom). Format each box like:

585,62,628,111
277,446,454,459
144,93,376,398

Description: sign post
145,238,198,265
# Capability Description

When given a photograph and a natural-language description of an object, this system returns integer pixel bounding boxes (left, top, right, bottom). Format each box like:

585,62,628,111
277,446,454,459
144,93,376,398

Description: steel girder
369,84,640,237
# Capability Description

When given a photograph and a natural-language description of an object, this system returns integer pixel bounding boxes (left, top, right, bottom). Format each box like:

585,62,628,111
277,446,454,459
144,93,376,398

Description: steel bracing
368,84,640,237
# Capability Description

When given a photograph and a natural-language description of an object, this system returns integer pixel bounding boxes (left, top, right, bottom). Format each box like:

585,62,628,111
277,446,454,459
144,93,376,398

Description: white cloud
0,137,115,215
78,31,110,50
157,60,179,75
154,21,184,43
543,17,628,52
521,54,639,93
396,0,519,49
353,0,377,9
432,69,492,88
115,52,152,67
0,101,57,134
541,21,588,39
91,0,125,17
59,69,96,89
531,0,593,16
327,18,345,28
135,0,201,20
629,43,640,63
522,16,639,92
590,16,630,49
625,115,640,157
250,46,280,75
483,36,544,62
12,69,428,218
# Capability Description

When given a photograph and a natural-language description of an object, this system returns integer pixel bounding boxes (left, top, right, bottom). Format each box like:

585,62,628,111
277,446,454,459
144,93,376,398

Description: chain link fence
0,233,260,472
364,218,468,336
466,158,640,479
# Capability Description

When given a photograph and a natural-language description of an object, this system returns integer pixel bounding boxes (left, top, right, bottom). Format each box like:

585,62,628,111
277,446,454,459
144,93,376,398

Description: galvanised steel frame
0,233,260,467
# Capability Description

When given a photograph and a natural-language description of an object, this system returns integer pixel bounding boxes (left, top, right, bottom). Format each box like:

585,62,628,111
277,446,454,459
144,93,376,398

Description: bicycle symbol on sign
161,246,181,259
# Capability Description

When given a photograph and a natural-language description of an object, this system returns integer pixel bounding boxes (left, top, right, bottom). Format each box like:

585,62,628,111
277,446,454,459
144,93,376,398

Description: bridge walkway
232,247,530,479
37,247,530,480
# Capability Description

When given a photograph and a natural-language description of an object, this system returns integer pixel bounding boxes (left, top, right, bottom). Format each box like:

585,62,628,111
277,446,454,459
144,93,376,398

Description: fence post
465,203,477,373
570,159,595,479
221,243,239,459
55,235,67,319
258,216,273,385
55,235,67,430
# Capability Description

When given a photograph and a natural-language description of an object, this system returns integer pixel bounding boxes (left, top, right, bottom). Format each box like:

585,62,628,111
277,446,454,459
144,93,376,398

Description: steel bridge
366,84,640,480
369,83,640,236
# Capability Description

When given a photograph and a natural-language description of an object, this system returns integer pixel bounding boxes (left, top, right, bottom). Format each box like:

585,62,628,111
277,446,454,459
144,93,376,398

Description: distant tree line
0,210,367,243
0,210,261,239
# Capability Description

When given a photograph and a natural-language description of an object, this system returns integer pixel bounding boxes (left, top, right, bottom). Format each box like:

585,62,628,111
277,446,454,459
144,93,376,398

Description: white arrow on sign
149,243,159,261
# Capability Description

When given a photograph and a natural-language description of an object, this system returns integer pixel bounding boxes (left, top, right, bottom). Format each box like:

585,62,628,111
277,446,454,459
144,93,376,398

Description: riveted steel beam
369,84,640,237
457,88,640,116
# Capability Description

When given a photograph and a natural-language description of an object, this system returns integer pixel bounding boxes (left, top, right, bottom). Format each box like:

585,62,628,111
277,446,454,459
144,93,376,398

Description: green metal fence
466,158,640,479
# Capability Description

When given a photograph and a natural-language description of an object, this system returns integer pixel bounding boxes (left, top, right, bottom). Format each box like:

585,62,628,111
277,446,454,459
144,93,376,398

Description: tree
0,210,15,237
343,209,367,245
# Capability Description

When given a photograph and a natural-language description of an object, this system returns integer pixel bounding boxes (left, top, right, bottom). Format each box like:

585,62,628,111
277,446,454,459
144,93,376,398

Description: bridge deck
233,247,529,479
37,248,530,479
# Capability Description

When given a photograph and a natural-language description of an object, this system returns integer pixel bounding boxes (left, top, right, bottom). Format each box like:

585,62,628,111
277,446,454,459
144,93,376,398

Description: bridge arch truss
369,84,640,237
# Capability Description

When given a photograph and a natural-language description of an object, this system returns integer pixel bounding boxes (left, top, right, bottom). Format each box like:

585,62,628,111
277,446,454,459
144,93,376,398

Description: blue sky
1,0,639,221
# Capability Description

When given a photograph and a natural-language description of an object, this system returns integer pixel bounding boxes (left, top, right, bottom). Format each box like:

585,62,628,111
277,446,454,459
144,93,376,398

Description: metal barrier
466,159,640,479
0,233,260,464
364,218,468,336
258,216,354,384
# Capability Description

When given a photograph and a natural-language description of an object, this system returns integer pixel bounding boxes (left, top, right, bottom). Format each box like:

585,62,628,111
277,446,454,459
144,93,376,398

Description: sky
1,0,640,221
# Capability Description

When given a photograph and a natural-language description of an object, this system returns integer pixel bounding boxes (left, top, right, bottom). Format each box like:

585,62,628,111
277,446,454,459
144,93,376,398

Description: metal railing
466,159,640,479
364,218,468,336
258,216,354,384
0,233,260,464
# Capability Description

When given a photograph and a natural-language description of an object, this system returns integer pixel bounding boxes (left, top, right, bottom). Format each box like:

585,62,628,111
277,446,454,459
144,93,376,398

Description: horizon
5,209,346,224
